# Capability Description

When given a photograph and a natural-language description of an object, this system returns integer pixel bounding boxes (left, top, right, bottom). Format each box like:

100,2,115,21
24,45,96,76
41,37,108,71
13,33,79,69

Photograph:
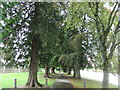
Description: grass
0,72,118,89
69,78,117,88
0,72,28,89
37,72,55,87
0,72,55,89
65,74,117,88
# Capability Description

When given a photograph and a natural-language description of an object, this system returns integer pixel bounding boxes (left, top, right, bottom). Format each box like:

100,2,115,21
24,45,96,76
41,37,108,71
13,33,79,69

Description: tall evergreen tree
1,2,63,87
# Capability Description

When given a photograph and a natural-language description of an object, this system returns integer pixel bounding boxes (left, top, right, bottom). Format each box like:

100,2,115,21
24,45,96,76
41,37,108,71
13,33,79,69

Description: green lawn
69,78,117,88
0,72,55,89
0,72,28,89
65,74,118,88
0,72,118,89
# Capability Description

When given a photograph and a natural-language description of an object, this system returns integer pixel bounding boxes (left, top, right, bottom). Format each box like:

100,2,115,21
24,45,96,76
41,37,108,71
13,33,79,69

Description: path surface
51,74,74,88
80,70,118,86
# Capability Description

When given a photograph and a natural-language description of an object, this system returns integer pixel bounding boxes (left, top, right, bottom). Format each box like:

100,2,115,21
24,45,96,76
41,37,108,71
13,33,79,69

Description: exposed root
26,81,43,88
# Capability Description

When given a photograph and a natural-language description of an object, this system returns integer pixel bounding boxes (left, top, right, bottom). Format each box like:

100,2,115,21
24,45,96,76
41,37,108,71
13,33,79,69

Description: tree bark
118,58,120,89
118,3,120,89
26,35,42,87
73,68,75,78
68,67,72,75
101,40,109,88
74,62,81,79
51,67,55,73
63,66,67,73
44,64,49,78
74,66,81,79
102,59,109,88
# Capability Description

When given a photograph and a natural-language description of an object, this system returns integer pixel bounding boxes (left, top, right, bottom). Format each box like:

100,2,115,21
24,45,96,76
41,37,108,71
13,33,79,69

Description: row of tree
0,2,120,88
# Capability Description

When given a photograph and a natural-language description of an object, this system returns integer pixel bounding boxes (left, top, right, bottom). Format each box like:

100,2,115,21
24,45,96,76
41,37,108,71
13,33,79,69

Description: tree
64,2,120,87
62,2,93,79
1,2,63,87
26,3,42,87
88,2,120,88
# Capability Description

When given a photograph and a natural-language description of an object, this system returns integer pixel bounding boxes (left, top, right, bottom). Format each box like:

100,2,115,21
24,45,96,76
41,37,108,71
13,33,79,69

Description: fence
0,68,28,73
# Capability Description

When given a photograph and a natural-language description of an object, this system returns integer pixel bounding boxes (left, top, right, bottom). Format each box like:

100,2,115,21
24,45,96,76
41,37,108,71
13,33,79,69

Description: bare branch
107,21,120,60
106,3,118,36
107,3,118,27
108,41,120,60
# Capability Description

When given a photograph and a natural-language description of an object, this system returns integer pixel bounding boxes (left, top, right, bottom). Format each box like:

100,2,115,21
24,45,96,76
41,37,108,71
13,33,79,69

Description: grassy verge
65,74,118,88
69,78,117,88
0,72,55,89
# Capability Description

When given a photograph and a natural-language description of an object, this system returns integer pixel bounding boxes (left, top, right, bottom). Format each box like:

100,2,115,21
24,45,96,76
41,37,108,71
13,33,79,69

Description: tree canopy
0,2,120,88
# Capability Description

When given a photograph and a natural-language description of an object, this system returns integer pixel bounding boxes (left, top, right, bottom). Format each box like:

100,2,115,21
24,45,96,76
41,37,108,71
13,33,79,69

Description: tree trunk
51,67,55,73
44,64,49,78
74,61,81,79
74,66,81,79
102,59,109,88
118,4,120,89
48,68,50,75
118,59,120,89
73,68,75,78
118,33,120,88
26,3,42,87
68,68,72,75
26,35,42,87
63,65,67,73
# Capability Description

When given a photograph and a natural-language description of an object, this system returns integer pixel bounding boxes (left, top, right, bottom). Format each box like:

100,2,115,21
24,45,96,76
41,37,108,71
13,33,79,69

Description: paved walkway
50,74,74,88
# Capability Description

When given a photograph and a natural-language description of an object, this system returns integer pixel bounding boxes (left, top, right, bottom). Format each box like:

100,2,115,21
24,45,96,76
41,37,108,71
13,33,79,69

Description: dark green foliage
1,2,64,68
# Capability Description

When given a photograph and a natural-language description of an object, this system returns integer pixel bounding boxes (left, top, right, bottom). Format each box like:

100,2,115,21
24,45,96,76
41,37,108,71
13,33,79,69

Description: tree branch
114,21,120,34
108,21,120,60
107,3,118,27
88,2,105,32
106,3,118,36
108,41,120,60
